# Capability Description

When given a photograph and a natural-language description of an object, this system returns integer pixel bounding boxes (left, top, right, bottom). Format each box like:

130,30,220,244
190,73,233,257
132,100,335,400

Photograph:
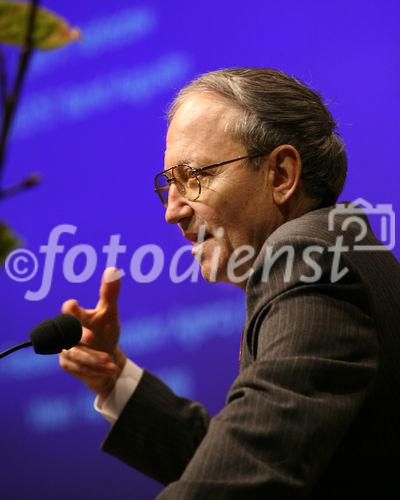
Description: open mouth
185,230,212,244
201,232,212,242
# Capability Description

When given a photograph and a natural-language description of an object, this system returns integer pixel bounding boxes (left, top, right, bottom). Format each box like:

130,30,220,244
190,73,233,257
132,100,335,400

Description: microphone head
29,314,82,355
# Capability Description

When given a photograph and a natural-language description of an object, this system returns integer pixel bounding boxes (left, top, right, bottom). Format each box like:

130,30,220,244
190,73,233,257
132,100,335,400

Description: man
59,68,400,498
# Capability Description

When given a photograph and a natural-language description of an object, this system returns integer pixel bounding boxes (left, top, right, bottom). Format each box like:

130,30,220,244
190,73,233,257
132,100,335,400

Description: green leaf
0,221,20,264
0,1,81,50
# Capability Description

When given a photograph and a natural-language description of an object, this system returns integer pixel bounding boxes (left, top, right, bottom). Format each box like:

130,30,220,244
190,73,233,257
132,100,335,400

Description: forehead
165,92,243,166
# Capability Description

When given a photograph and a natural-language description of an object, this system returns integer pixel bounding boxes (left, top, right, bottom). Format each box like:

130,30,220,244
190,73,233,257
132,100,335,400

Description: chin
200,264,224,283
198,254,227,283
198,242,231,278
200,257,251,288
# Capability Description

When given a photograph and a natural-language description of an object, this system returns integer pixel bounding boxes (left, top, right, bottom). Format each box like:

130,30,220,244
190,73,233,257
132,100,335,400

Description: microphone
0,314,82,359
30,314,82,354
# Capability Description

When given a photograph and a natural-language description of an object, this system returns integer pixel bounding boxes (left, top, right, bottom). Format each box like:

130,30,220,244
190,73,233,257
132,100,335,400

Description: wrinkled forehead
165,92,244,167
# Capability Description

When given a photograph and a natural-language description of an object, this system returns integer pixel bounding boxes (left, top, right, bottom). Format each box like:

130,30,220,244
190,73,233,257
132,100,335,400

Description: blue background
0,1,399,498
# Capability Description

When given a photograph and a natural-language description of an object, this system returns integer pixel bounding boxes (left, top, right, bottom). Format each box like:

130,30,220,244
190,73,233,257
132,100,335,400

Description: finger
59,355,117,378
62,299,95,326
98,267,121,314
80,326,96,346
61,345,113,368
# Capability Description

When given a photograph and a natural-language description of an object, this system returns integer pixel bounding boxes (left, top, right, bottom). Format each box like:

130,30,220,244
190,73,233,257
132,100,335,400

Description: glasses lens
155,166,201,206
154,172,170,206
174,165,200,201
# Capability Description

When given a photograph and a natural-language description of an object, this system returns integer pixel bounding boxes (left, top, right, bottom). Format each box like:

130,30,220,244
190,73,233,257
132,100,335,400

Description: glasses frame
154,153,266,207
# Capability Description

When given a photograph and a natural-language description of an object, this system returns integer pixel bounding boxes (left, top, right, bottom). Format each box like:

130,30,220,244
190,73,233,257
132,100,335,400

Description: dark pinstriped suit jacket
102,203,400,499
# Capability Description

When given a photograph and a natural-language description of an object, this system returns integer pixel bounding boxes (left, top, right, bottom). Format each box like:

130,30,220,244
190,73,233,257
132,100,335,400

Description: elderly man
59,68,400,498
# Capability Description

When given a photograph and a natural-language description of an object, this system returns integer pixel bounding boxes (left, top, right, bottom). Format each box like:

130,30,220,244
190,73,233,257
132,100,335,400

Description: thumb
98,267,121,314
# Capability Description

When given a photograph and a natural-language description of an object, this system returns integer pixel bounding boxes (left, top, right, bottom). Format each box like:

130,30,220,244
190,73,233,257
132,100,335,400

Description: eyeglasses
154,153,265,207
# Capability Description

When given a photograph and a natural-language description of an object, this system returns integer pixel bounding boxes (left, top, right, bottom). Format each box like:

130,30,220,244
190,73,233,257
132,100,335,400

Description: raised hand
59,267,127,399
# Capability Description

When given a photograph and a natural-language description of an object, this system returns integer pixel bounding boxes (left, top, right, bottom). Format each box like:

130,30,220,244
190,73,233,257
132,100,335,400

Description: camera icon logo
328,197,395,251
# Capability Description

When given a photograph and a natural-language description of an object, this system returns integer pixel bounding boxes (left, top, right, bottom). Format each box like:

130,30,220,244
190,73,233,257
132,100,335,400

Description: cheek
192,203,225,232
194,185,257,244
219,212,250,247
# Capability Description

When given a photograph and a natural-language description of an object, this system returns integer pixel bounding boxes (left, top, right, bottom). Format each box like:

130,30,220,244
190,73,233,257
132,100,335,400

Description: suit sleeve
101,369,211,485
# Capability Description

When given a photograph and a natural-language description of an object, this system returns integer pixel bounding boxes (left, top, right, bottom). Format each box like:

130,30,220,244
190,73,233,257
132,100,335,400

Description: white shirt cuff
94,359,144,424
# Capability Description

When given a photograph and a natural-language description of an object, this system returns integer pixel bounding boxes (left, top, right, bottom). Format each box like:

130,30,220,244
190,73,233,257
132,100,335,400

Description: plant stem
0,0,40,191
0,49,7,111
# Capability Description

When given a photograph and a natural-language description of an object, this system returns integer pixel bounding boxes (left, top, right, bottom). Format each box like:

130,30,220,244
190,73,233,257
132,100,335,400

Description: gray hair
167,68,347,208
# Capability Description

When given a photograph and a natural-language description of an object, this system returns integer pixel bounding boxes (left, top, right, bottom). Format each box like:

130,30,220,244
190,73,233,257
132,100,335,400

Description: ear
267,145,302,205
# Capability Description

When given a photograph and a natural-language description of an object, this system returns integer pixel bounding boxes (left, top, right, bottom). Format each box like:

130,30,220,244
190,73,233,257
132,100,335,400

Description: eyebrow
174,158,194,166
163,159,191,172
166,156,214,170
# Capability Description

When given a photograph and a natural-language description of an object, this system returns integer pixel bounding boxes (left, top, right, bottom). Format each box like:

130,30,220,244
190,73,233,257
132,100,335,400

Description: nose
165,184,194,224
